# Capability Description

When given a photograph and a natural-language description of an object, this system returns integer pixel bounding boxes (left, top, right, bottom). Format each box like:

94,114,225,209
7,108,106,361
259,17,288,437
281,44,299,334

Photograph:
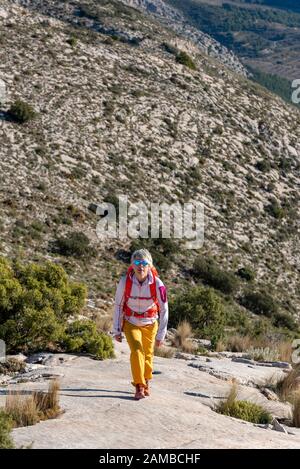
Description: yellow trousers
123,319,158,387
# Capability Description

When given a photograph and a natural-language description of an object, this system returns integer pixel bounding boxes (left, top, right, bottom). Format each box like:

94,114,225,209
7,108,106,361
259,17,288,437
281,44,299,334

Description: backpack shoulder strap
124,266,134,303
149,267,159,306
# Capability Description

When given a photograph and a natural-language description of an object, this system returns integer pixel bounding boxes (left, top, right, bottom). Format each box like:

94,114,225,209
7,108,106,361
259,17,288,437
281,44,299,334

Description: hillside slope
0,0,299,323
121,0,248,75
164,0,300,84
4,342,300,448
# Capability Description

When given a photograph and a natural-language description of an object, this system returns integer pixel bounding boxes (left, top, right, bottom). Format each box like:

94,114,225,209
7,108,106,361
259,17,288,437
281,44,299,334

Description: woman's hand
114,334,122,342
155,339,163,348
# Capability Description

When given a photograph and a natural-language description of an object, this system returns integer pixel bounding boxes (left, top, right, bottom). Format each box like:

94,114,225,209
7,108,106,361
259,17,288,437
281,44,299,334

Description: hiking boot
134,384,145,400
144,380,150,397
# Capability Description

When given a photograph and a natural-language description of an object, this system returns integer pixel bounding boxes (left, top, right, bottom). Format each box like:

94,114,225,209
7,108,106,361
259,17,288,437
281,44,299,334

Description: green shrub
1,307,65,352
236,267,255,282
243,317,271,338
0,257,89,354
66,36,77,47
272,311,297,331
265,199,285,219
215,384,272,424
193,256,238,295
0,410,14,449
8,99,36,123
55,232,96,258
176,51,197,70
62,320,115,360
169,286,226,345
256,159,271,172
240,290,279,317
216,398,272,424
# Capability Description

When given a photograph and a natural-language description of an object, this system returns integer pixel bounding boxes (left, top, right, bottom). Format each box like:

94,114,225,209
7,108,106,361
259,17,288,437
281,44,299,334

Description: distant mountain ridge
121,0,248,76
242,1,300,13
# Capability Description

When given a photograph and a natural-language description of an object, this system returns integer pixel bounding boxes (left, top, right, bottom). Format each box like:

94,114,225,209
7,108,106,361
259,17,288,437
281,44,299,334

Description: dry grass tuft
93,314,113,333
276,364,300,402
5,379,62,427
154,345,175,358
5,393,39,427
277,341,293,363
225,335,254,352
291,391,300,428
33,379,61,420
216,336,293,363
171,320,198,353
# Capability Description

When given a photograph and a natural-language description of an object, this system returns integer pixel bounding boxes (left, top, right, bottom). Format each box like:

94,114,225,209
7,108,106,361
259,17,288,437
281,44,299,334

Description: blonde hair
131,249,153,266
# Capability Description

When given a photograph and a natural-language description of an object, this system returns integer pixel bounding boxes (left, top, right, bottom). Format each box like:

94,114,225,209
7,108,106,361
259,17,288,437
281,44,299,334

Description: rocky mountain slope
121,0,248,75
0,0,299,323
164,0,300,83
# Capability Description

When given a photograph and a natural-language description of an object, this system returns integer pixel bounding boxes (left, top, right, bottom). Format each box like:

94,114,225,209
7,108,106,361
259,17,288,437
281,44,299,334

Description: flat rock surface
188,356,288,387
1,341,300,449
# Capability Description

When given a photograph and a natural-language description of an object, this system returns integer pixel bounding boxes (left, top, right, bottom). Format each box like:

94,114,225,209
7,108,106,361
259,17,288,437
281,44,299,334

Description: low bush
246,346,280,362
171,320,198,354
235,267,255,282
8,99,36,123
62,320,115,360
0,358,26,375
0,257,113,359
176,51,197,70
265,199,285,219
0,410,14,449
215,383,272,424
256,159,271,172
220,334,254,353
169,286,226,346
154,346,175,358
193,256,238,295
239,290,279,317
55,232,96,258
272,311,297,331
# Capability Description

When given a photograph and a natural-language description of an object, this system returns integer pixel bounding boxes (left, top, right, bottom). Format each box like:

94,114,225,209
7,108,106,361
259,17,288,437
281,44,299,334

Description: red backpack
122,265,159,319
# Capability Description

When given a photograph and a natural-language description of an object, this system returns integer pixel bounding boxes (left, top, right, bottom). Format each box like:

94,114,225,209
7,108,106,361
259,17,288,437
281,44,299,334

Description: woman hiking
113,249,168,400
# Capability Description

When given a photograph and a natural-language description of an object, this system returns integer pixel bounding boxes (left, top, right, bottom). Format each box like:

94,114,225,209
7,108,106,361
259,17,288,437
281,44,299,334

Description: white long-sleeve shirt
113,269,168,341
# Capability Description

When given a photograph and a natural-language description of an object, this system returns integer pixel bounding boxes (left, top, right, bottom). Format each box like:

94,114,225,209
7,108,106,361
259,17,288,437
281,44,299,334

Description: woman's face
132,258,150,281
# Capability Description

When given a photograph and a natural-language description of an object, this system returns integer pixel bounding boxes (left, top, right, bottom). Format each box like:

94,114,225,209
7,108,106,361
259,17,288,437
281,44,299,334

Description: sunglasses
133,259,149,267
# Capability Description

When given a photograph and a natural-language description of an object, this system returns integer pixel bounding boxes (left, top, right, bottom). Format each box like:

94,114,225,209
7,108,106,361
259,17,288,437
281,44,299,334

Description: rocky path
1,341,300,449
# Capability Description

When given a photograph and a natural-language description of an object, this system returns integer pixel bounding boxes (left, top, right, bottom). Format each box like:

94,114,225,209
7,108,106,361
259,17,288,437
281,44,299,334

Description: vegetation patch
215,383,272,424
0,410,14,449
0,257,114,359
8,100,36,123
